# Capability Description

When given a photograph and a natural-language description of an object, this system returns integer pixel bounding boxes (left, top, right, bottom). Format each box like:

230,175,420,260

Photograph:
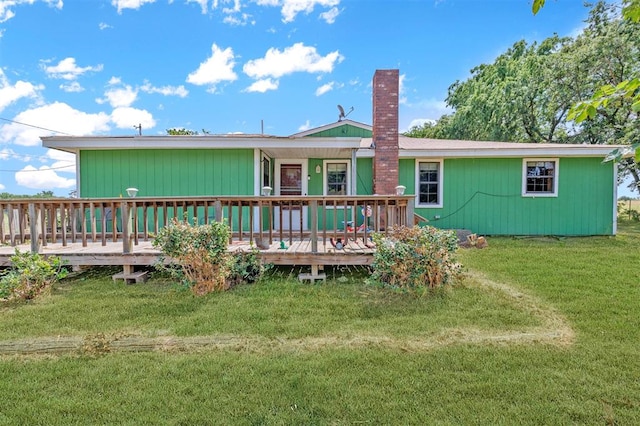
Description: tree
535,0,640,173
406,2,640,193
166,128,199,135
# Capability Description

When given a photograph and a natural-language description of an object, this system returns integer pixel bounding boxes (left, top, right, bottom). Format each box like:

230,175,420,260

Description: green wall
402,157,615,236
80,149,254,197
304,124,372,138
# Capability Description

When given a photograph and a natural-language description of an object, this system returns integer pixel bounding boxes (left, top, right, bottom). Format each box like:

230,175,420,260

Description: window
523,159,558,197
324,161,350,196
416,160,443,208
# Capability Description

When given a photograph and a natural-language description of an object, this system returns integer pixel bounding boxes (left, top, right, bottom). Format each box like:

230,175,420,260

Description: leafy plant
0,249,68,302
153,219,233,295
370,225,462,296
228,248,270,287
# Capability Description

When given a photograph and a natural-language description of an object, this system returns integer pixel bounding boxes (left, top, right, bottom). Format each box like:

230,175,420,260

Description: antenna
337,105,354,121
134,123,142,136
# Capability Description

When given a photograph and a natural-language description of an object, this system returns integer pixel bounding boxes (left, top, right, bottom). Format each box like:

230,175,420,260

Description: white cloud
0,69,43,113
243,42,343,79
43,57,104,80
243,78,278,93
0,182,4,190
0,102,111,146
99,83,138,108
140,82,188,97
60,81,84,93
99,22,112,30
223,13,255,25
1,0,62,24
111,0,156,13
298,120,310,131
0,148,17,161
15,165,75,190
406,118,436,130
319,6,340,23
187,0,209,13
255,0,340,23
399,73,407,105
110,106,156,129
315,81,334,96
187,44,237,92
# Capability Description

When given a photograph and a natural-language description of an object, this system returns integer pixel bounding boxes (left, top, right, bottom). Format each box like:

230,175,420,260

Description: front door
274,160,307,231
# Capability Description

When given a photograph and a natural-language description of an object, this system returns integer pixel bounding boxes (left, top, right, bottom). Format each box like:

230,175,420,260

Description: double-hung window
522,159,558,197
324,161,350,196
416,159,443,208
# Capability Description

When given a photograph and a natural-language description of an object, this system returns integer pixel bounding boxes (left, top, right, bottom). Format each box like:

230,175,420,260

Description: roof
41,134,363,159
354,136,622,158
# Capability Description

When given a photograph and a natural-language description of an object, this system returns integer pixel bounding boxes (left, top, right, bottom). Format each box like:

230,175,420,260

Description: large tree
406,1,640,192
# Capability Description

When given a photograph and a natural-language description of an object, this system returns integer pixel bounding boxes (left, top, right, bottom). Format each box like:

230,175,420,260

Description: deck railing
0,196,415,254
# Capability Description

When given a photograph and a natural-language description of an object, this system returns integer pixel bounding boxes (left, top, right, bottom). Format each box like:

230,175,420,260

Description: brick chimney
372,69,399,195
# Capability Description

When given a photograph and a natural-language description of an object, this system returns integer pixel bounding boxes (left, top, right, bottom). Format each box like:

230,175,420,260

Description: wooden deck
0,236,375,268
0,195,414,270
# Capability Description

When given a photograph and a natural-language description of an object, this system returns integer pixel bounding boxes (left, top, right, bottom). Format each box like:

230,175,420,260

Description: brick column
372,69,399,195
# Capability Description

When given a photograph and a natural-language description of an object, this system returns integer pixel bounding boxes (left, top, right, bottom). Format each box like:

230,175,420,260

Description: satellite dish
337,104,354,121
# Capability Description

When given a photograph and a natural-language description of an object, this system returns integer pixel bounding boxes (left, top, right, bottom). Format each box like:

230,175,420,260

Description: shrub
153,219,233,295
370,225,462,296
0,249,68,302
228,248,270,287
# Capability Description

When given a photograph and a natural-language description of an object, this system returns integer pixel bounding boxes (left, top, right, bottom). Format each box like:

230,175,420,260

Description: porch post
122,201,131,254
310,200,318,253
28,203,40,253
406,197,415,227
351,148,357,195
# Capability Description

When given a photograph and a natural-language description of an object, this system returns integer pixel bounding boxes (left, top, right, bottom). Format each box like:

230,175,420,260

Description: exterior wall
79,149,254,197
304,125,372,138
403,157,615,236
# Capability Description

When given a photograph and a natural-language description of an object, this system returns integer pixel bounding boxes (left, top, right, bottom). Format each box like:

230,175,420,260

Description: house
42,70,619,236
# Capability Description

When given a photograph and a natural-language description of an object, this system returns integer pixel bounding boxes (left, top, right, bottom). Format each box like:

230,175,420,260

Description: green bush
370,225,462,296
228,248,270,287
0,249,68,302
153,219,233,295
153,220,268,295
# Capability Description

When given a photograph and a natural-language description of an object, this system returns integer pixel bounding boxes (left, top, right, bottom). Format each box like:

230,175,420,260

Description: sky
0,0,615,197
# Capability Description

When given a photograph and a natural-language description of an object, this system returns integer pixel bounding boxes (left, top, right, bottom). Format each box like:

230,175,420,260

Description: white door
274,160,308,231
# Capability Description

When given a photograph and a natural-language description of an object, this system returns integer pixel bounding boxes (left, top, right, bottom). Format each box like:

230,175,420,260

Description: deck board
0,236,375,267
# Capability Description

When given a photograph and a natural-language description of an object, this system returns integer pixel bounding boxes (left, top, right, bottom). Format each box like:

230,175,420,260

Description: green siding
356,158,373,195
80,149,254,197
304,124,372,138
404,157,615,236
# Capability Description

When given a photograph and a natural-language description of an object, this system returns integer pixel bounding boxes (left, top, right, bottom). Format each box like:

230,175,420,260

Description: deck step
112,271,148,284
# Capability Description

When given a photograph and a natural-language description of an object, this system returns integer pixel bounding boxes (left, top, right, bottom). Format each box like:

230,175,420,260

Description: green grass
0,222,639,424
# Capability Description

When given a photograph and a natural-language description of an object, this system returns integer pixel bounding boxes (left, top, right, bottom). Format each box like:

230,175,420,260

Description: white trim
399,148,621,158
323,159,351,196
253,149,261,196
274,159,308,196
522,158,559,197
415,159,444,208
75,151,81,197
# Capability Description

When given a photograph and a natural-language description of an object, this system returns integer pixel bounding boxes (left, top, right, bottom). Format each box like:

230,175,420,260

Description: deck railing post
310,200,318,253
406,197,414,227
28,203,39,253
122,201,131,254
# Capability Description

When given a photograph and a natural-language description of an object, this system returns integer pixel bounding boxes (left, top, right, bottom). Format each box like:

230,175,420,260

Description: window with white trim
522,159,558,197
324,161,350,196
416,159,443,207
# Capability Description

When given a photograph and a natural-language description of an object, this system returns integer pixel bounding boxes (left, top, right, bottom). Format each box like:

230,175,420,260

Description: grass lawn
1,221,639,424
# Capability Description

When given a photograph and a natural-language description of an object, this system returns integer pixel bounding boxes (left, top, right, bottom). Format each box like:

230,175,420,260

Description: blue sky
0,0,602,196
